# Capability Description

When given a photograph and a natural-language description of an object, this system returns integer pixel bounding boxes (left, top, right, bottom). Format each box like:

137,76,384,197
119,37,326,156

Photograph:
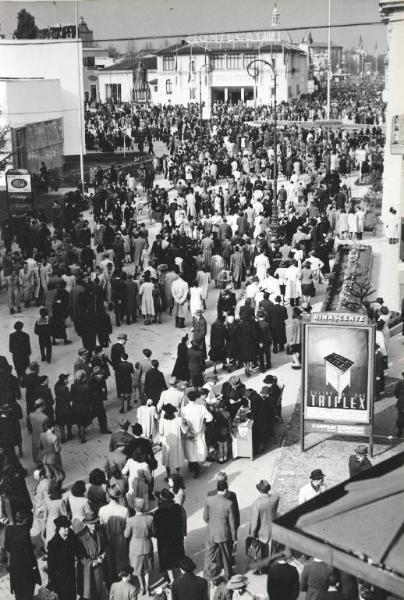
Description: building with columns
379,0,404,308
153,3,307,109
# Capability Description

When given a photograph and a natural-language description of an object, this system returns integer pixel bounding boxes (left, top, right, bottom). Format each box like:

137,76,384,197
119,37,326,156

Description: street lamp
199,61,210,127
247,58,279,237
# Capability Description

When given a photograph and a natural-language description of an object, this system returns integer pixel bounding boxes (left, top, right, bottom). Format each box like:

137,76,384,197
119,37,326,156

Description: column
224,87,228,102
379,1,404,309
241,87,245,102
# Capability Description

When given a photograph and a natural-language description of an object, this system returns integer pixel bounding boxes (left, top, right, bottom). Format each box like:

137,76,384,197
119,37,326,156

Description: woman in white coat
189,281,204,317
180,390,213,478
159,404,187,480
347,209,358,239
285,260,302,307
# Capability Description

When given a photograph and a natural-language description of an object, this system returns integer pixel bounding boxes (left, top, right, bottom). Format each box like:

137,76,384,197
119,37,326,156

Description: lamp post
247,58,278,237
199,61,210,127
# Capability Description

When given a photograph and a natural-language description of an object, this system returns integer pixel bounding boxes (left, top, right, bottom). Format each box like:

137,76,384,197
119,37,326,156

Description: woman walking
153,488,186,584
71,370,91,443
159,404,187,480
124,497,154,595
139,271,155,325
122,448,152,512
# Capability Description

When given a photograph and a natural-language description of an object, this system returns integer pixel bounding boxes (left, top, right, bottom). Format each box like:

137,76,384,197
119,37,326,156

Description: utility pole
326,0,331,119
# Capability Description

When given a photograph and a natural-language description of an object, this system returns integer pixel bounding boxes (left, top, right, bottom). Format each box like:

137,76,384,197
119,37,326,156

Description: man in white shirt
157,377,184,413
298,469,326,504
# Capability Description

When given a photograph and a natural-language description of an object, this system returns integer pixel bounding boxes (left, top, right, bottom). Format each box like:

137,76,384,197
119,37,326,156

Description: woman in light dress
189,280,204,317
139,271,155,324
122,448,152,511
159,404,187,480
285,260,302,307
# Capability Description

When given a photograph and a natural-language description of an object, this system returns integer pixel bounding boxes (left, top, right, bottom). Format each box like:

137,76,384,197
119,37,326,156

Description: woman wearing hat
47,515,77,600
226,574,255,598
153,488,185,584
171,335,190,383
159,403,187,480
75,511,110,600
124,497,154,595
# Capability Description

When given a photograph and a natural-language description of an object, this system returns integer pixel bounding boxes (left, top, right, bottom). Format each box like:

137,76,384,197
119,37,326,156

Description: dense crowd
0,80,397,600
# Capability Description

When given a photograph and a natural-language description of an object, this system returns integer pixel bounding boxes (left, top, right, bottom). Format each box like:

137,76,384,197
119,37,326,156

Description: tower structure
271,1,281,42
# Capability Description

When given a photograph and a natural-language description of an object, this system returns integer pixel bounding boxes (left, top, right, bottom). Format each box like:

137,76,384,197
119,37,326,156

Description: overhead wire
0,17,400,46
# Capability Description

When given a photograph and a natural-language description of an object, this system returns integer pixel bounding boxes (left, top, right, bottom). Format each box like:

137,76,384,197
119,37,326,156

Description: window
288,85,292,98
105,83,121,102
83,56,95,67
226,54,241,70
163,55,175,71
166,79,172,94
154,85,158,92
189,87,196,100
211,54,225,70
296,84,300,96
90,85,97,100
243,53,257,68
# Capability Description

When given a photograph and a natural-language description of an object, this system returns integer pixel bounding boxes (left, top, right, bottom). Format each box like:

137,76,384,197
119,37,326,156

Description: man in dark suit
207,471,240,531
9,321,31,379
249,479,280,561
171,556,209,600
20,362,42,431
348,445,372,478
203,480,237,578
268,296,288,353
192,309,207,360
258,292,274,322
144,359,167,405
109,417,134,452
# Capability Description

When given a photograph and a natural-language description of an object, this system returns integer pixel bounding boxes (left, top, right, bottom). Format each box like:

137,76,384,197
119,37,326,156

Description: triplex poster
304,324,373,424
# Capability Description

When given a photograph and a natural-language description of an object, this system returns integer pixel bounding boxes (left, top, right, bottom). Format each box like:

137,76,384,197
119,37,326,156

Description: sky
0,0,387,53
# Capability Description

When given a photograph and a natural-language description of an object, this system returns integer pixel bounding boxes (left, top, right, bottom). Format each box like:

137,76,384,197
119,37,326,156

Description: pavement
0,168,402,599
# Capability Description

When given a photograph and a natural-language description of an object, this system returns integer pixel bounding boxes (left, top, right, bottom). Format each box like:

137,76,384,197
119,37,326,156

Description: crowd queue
0,81,395,600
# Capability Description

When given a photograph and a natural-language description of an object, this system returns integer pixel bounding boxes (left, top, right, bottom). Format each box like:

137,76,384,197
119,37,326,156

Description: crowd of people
0,78,395,600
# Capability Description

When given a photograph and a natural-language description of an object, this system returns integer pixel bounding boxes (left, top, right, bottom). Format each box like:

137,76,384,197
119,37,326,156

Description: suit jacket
172,572,209,600
203,493,236,543
250,493,280,543
39,429,61,464
144,368,167,403
207,489,240,530
268,304,288,335
9,331,31,359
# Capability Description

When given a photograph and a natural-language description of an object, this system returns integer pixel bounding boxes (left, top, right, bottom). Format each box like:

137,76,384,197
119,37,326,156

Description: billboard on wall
6,169,33,214
303,313,375,427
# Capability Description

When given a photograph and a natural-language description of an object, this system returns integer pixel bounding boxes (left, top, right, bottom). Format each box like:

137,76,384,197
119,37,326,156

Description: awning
272,452,404,598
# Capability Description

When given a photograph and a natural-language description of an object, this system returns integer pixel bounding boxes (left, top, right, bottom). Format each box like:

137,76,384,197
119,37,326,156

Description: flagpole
75,0,85,199
326,0,331,120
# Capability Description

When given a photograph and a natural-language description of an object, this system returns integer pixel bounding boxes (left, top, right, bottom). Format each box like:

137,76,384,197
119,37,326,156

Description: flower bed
322,244,373,313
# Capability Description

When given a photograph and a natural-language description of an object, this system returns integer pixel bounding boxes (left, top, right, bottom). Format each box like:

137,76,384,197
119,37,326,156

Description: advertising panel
303,314,375,426
6,169,33,214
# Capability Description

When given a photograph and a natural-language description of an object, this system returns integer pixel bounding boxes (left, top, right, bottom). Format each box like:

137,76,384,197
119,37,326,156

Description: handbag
245,536,262,561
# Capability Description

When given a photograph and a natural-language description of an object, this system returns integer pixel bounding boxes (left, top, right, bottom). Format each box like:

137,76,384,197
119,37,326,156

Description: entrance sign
6,169,33,215
301,313,375,454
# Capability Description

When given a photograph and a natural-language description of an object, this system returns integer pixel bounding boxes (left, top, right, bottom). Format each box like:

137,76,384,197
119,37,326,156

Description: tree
107,44,120,59
14,9,38,39
126,40,138,58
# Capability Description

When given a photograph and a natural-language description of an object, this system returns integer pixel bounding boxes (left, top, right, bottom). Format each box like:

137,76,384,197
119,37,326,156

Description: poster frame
301,313,376,455
5,169,33,216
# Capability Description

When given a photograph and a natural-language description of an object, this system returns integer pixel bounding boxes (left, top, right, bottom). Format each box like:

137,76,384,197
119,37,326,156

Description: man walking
249,480,280,562
9,321,31,380
203,479,237,578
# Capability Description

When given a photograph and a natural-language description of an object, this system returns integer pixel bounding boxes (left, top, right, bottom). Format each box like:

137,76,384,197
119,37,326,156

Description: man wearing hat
298,469,326,504
193,308,208,360
20,361,42,428
171,267,189,328
348,445,372,477
75,511,109,600
9,321,31,380
74,348,91,381
109,417,135,452
89,366,111,434
47,516,77,600
256,309,272,372
249,480,280,563
269,296,288,354
171,556,209,600
111,333,128,398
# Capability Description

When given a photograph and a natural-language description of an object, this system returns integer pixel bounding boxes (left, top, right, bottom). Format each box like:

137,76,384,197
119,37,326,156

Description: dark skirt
301,282,315,297
157,537,184,571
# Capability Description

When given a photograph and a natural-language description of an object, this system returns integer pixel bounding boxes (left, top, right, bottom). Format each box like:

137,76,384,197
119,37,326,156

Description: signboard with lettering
301,313,375,453
6,169,33,215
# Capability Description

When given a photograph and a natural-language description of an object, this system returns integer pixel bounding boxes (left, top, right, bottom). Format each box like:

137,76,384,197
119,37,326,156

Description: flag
188,44,192,83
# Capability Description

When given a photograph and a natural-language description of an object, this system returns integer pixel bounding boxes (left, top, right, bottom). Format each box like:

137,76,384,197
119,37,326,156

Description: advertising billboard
301,313,376,451
6,169,33,214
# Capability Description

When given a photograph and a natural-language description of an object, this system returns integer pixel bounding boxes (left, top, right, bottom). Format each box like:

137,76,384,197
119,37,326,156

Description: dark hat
256,479,271,493
78,348,88,356
83,511,99,524
260,386,271,396
179,556,196,573
92,365,102,375
355,445,368,455
58,373,70,381
13,321,24,330
30,361,40,372
310,469,325,480
54,515,71,529
263,374,277,384
204,564,222,581
158,263,168,272
117,333,128,340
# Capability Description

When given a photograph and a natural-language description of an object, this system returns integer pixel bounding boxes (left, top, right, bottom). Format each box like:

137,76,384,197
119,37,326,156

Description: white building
0,39,85,158
98,55,157,103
